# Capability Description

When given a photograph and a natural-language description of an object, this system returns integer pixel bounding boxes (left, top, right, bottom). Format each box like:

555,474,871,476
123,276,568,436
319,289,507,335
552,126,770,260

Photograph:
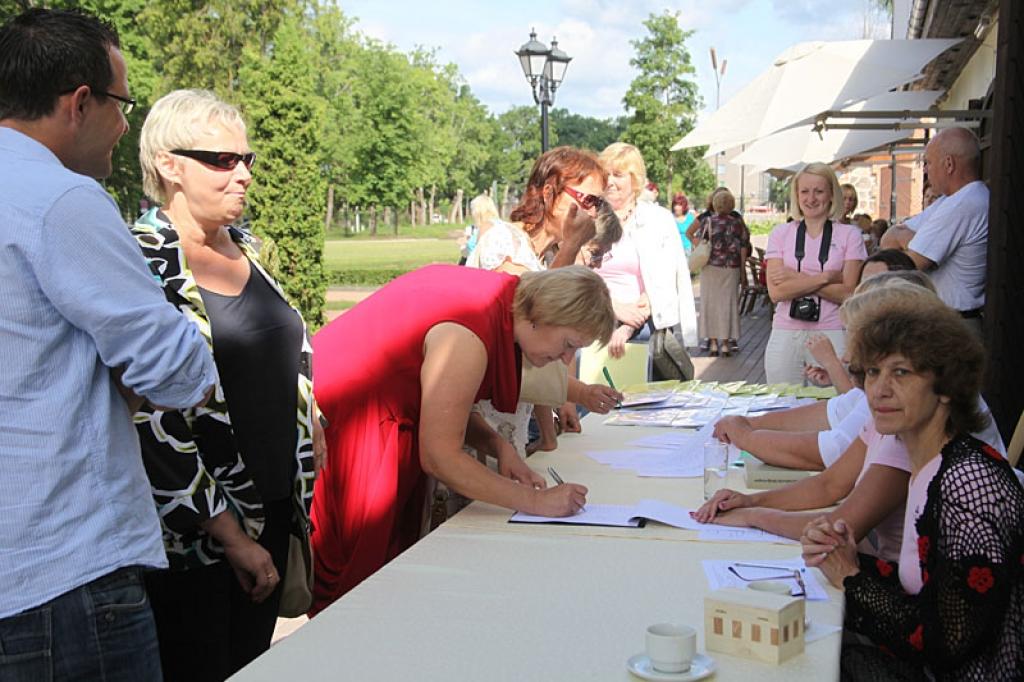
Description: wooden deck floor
690,288,774,385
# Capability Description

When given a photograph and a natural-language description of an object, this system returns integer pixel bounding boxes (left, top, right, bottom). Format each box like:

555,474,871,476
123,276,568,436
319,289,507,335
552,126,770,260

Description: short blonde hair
599,142,647,201
841,274,938,329
469,194,499,226
712,188,735,214
790,162,844,222
514,266,615,346
140,89,248,203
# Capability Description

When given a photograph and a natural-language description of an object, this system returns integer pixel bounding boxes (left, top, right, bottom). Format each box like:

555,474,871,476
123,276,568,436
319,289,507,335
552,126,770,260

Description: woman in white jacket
595,143,698,373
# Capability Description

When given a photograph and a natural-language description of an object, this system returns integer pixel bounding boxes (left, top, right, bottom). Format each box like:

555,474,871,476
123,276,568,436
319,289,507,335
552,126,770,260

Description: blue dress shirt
0,127,217,618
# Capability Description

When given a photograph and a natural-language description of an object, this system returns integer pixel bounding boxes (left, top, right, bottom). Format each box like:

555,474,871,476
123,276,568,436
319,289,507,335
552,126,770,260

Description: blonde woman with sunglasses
130,89,325,680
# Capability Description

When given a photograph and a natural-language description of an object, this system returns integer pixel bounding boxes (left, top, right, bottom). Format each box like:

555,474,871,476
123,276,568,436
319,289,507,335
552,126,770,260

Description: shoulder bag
278,507,314,617
687,219,711,273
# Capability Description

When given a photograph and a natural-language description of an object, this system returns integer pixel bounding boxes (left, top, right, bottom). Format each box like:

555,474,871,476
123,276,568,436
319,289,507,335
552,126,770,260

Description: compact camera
789,296,821,322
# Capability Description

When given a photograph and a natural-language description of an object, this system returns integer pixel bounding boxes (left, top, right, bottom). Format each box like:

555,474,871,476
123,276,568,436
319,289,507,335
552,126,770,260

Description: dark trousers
0,566,162,682
145,499,292,682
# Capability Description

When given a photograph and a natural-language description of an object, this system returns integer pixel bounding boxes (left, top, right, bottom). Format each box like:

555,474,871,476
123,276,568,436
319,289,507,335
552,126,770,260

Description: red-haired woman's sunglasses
563,186,604,211
170,149,256,171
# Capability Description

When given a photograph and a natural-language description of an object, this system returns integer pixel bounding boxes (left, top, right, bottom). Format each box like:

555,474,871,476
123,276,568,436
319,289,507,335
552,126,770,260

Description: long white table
235,417,843,680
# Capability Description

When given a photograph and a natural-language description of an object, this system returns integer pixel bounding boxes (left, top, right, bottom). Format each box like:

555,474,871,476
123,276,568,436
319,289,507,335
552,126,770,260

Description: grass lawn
324,239,459,271
323,237,461,286
324,299,357,311
326,222,465,240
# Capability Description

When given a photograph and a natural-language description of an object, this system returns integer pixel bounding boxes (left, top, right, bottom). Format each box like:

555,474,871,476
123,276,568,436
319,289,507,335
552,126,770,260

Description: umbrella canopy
729,90,943,170
672,39,960,154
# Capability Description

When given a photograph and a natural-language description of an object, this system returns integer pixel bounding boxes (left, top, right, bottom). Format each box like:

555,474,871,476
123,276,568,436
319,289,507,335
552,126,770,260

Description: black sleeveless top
199,260,302,501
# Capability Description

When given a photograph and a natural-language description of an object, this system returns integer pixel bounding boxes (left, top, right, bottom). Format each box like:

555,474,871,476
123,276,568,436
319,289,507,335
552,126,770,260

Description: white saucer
626,653,716,681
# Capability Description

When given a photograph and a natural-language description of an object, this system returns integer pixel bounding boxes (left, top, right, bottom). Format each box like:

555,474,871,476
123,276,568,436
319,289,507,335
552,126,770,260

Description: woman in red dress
309,264,615,614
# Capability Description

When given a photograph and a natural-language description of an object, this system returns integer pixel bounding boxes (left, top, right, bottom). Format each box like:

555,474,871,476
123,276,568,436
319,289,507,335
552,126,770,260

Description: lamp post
709,47,727,189
516,29,572,153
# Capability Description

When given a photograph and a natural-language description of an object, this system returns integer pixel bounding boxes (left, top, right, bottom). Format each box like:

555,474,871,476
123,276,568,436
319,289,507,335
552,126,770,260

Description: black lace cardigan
842,434,1024,681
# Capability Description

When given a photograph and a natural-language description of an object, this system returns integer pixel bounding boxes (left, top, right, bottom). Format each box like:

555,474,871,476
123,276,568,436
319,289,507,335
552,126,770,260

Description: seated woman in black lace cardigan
800,295,1023,681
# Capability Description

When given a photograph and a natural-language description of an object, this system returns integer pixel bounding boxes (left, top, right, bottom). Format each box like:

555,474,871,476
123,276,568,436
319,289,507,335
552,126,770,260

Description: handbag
278,513,314,617
687,220,711,273
649,325,694,381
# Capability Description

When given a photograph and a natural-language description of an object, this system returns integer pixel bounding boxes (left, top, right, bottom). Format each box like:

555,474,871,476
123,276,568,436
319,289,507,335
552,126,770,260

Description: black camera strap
794,219,832,273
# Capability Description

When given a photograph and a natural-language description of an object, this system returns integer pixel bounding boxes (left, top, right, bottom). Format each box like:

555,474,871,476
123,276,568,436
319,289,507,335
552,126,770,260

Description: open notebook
509,499,795,544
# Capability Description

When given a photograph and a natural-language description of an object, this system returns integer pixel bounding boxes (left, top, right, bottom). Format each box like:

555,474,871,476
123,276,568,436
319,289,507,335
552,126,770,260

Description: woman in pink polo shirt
763,163,866,384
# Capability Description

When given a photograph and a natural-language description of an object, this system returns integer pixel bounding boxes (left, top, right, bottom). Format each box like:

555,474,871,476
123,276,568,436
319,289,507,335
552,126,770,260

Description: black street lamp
516,29,571,153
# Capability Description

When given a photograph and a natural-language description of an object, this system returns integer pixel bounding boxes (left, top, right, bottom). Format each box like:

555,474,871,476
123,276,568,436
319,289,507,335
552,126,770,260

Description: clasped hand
800,516,860,588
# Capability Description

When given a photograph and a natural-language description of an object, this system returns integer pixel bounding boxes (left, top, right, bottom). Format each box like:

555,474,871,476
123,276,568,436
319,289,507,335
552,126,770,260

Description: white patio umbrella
671,39,960,154
729,90,943,170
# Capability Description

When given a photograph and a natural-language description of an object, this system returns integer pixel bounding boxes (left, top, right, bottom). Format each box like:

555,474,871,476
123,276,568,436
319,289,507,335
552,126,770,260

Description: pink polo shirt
765,220,866,331
855,422,911,563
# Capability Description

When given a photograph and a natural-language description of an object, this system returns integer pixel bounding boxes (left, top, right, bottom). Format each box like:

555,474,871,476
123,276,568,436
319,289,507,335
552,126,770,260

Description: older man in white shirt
881,127,988,335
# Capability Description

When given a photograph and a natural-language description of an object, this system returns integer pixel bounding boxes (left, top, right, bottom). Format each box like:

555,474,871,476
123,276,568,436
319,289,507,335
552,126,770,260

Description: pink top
765,220,866,330
898,455,943,595
598,230,645,303
855,422,911,562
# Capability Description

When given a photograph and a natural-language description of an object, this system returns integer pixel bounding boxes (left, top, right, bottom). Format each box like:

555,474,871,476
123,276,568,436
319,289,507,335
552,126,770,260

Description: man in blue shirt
0,9,219,680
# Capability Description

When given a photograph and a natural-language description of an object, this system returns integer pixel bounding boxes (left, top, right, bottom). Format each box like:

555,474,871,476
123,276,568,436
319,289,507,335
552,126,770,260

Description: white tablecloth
234,417,843,681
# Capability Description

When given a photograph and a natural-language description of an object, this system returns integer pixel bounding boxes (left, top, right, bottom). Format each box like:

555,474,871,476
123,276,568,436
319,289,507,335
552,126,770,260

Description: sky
337,0,891,122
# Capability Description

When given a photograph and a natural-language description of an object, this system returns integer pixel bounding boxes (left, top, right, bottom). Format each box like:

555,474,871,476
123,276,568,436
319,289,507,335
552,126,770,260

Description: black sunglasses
59,86,135,115
170,149,256,171
563,185,604,211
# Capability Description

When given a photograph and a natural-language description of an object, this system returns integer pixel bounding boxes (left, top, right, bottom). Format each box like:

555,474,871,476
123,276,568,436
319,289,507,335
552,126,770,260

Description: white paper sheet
509,504,642,527
510,500,705,530
701,557,829,601
584,445,704,478
804,621,843,644
697,526,799,545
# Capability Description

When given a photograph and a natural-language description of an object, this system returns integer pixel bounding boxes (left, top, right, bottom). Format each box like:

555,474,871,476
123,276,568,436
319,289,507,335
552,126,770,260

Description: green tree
622,11,713,203
307,3,360,217
488,105,552,192
768,176,791,212
140,0,290,96
549,108,625,153
0,0,157,212
239,13,326,326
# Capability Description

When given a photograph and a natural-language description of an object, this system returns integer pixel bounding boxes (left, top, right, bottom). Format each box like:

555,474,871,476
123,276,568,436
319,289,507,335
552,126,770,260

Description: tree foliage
0,1,734,312
550,108,625,153
623,11,713,202
238,12,326,325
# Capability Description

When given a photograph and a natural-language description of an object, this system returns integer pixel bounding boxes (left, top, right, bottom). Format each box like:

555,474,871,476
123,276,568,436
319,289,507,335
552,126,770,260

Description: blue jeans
0,566,162,682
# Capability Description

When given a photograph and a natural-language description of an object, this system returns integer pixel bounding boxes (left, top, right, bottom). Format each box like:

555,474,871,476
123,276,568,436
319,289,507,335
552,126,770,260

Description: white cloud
340,0,892,121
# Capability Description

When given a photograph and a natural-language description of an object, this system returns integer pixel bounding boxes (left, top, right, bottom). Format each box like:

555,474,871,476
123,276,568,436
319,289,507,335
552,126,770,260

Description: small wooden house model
704,588,805,664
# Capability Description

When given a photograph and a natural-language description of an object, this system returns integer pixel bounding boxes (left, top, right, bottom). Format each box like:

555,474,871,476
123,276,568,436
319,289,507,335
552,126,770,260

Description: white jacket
627,201,699,346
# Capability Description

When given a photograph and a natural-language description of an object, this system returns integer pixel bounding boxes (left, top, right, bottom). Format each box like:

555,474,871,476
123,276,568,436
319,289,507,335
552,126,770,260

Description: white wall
941,16,999,110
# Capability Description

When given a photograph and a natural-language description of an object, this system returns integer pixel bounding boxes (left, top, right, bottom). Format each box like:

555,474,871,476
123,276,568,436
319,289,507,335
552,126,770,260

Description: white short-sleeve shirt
818,389,871,467
907,181,989,311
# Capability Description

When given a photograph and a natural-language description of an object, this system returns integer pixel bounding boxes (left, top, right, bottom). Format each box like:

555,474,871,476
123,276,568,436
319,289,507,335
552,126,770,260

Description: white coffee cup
645,623,697,673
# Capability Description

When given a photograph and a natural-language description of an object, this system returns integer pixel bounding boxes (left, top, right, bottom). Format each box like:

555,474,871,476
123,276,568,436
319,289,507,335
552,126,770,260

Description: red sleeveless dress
309,265,522,615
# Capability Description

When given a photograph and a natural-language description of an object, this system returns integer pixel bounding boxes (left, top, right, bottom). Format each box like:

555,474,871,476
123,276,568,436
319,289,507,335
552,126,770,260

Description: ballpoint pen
601,367,623,408
548,467,585,512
